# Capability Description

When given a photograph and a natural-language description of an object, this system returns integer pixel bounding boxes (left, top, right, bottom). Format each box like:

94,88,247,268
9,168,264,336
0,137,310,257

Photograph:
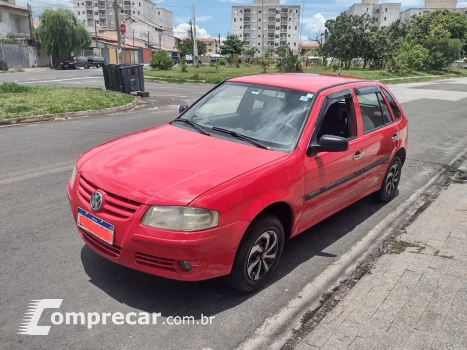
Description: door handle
353,152,364,160
392,134,399,141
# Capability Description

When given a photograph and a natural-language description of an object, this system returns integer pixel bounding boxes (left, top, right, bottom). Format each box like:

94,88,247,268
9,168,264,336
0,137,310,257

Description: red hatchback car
67,74,408,292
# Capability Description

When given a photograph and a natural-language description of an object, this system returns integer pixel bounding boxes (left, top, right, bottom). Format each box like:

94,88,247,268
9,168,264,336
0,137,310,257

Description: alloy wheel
385,163,400,196
246,230,278,281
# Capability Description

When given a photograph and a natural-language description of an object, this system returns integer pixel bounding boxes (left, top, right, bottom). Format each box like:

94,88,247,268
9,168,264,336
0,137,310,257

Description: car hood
78,124,286,205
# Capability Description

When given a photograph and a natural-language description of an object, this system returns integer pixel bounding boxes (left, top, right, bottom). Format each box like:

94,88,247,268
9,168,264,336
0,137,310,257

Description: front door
297,88,366,233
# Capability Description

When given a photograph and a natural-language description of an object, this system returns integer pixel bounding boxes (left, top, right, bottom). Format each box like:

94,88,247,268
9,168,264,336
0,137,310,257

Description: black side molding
305,155,390,201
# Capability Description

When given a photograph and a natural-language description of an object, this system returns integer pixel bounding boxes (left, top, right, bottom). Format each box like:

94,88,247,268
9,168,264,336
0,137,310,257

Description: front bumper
67,178,248,281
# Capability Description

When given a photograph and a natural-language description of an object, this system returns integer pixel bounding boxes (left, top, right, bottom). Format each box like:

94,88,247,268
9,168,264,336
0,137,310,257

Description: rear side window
381,88,402,120
357,92,393,134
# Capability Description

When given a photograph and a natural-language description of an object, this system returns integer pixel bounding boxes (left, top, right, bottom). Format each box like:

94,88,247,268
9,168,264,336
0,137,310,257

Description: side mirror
307,135,349,156
179,104,189,114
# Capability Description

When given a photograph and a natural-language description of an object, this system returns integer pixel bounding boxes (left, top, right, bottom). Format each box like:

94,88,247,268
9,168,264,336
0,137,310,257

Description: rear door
353,85,400,189
298,88,368,230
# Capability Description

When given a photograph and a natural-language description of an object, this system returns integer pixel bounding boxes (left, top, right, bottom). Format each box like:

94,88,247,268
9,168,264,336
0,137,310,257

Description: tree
150,50,174,70
424,37,463,71
179,39,207,56
220,34,244,56
411,10,467,52
392,38,429,73
276,48,302,73
322,13,377,70
36,9,91,63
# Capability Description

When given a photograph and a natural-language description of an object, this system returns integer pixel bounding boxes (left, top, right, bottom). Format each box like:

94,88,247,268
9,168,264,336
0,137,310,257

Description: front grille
78,176,141,219
80,228,121,258
135,252,177,271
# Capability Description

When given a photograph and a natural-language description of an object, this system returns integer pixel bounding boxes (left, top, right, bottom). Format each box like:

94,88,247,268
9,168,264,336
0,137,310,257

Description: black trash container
102,64,144,94
120,64,145,94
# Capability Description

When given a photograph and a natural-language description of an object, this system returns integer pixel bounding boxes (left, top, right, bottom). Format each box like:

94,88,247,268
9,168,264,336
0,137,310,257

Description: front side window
357,91,393,133
317,93,357,141
177,82,314,152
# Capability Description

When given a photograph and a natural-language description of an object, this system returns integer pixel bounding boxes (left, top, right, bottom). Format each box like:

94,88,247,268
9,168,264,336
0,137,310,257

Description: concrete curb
239,147,467,350
0,99,137,126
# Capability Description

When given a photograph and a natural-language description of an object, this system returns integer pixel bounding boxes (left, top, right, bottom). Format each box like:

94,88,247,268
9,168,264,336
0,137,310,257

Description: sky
19,0,467,43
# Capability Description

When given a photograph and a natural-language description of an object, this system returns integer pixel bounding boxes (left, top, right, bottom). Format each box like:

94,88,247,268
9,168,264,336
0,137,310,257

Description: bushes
0,59,8,71
0,82,32,93
180,57,187,72
276,48,303,73
219,60,227,66
392,40,429,74
150,50,174,70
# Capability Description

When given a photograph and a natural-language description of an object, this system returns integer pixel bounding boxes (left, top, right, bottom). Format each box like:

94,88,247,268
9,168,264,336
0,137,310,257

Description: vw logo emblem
90,191,103,212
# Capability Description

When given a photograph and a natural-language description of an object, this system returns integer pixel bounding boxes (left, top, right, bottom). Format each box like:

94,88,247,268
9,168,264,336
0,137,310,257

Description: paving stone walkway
295,174,467,350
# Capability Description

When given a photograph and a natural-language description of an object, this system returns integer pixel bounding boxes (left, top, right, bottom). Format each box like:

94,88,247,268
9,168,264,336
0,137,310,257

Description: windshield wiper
172,118,210,136
212,127,270,150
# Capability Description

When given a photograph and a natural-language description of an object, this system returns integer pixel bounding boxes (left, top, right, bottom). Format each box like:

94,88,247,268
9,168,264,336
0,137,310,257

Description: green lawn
144,64,467,85
0,83,135,120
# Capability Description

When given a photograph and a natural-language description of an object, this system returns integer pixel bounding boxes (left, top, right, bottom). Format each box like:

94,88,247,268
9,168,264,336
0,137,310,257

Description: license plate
64,65,68,67
77,208,114,245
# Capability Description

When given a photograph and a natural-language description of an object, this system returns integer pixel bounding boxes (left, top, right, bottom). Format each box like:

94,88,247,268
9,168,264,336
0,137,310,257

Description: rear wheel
225,213,284,293
372,156,402,202
96,64,101,68
84,64,89,69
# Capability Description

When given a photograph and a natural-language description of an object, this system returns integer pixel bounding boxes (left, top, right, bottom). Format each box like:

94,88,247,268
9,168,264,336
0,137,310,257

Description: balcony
244,29,250,33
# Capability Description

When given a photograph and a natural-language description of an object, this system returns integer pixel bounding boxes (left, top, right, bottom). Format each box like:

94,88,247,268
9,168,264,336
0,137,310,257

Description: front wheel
372,156,402,202
225,213,284,293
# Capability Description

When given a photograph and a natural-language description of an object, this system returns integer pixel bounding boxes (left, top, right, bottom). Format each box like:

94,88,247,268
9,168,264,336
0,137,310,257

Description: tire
372,156,402,202
96,64,101,68
84,64,89,69
224,213,284,293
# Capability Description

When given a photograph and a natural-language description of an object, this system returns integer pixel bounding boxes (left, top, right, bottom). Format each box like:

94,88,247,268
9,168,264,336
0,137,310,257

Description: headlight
142,206,219,232
70,164,77,187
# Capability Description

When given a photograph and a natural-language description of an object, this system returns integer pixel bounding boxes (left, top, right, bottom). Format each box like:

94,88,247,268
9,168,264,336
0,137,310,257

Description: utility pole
132,29,134,47
159,30,163,51
192,4,198,67
218,33,221,54
94,21,98,49
299,1,306,48
27,3,34,42
113,0,122,64
147,31,150,48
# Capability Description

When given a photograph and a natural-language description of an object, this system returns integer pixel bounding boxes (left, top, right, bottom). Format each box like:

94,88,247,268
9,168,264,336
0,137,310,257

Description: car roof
227,73,364,93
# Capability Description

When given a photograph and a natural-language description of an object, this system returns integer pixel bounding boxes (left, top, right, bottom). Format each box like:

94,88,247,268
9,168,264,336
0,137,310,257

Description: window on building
240,9,243,13
296,9,298,13
258,43,260,46
259,10,261,13
110,20,113,24
258,35,261,38
132,2,134,4
95,11,98,15
240,26,242,29
289,26,291,29
275,35,279,38
295,26,297,30
77,11,80,15
385,8,387,12
276,18,279,22
384,17,386,21
288,34,290,37
289,18,291,21
132,11,135,14
158,11,160,15
258,18,261,22
77,3,79,6
234,18,236,22
294,42,296,46
258,26,261,30
240,34,242,37
139,2,140,5
240,18,243,21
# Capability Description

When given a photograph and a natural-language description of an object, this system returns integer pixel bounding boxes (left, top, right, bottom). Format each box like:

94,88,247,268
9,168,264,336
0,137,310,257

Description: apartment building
73,0,175,51
346,1,401,28
198,38,219,54
400,0,461,22
231,0,300,57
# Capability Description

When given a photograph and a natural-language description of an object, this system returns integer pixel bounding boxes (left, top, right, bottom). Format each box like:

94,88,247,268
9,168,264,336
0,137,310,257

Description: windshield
179,82,314,152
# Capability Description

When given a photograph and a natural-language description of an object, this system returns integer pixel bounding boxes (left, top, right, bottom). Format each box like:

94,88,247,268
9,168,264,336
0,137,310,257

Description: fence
0,43,30,68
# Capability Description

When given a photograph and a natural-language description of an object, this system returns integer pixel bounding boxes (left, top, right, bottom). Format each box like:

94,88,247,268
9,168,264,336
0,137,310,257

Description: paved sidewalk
295,174,467,350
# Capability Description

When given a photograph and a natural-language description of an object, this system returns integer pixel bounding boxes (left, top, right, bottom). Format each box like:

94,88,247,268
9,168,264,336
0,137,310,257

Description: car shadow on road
80,193,394,318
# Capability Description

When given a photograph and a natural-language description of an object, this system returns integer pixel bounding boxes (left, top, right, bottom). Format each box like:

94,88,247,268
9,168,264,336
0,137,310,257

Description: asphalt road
1,72,467,350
